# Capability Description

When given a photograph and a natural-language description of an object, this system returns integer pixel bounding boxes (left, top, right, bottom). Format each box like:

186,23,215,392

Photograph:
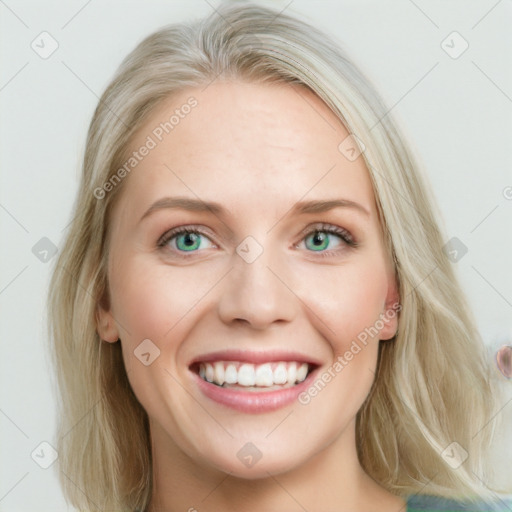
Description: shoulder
406,494,512,512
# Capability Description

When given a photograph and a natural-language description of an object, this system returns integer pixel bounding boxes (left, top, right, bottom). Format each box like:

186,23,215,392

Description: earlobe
379,303,400,341
96,306,120,343
380,285,400,341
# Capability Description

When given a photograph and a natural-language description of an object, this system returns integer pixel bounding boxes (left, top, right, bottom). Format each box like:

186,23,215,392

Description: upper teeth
198,361,309,387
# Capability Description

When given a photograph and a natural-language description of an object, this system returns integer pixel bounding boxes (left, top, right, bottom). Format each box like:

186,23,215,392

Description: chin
207,451,305,480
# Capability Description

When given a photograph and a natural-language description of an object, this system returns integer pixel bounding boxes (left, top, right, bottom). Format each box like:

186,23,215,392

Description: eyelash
296,223,357,258
157,223,357,258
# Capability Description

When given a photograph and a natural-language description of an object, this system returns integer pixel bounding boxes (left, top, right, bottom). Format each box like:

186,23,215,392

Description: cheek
294,260,388,425
297,258,389,350
109,254,219,342
107,255,216,412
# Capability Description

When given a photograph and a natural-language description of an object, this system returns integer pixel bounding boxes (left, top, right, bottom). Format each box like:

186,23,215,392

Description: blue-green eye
304,231,341,251
175,232,202,251
158,224,355,258
305,231,329,251
159,228,214,253
300,225,355,253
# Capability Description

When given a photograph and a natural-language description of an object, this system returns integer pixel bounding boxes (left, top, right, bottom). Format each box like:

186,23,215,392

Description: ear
96,302,120,343
379,280,400,341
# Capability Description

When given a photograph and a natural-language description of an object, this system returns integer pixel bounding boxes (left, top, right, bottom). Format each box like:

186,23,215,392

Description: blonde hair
48,2,504,510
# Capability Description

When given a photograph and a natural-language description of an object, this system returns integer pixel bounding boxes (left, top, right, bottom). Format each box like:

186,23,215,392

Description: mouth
191,360,313,391
189,351,320,413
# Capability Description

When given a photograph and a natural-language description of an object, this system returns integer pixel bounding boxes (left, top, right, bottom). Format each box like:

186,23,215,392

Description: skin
97,80,405,512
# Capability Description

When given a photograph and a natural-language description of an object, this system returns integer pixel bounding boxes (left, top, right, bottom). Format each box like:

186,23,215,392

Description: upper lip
189,349,322,367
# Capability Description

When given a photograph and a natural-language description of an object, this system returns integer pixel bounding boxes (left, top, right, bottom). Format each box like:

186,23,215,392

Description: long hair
48,2,503,510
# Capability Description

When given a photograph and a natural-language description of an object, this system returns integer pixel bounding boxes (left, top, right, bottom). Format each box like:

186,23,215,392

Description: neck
146,419,405,512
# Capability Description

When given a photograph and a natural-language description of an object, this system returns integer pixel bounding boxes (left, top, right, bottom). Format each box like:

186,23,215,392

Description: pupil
184,233,197,246
314,232,325,245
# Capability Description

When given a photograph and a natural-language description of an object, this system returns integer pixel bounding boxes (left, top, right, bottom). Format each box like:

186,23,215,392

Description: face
97,80,399,479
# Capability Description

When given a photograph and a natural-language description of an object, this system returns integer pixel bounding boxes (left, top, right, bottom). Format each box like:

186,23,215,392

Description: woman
48,2,509,511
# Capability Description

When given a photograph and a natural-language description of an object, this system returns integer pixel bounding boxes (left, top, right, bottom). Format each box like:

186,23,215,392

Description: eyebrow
139,196,369,222
140,197,223,221
291,199,369,216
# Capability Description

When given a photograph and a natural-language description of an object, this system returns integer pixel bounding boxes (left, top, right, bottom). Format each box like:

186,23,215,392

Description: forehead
116,80,375,217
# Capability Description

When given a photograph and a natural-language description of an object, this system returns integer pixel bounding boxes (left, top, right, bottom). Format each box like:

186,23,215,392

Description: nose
217,248,297,330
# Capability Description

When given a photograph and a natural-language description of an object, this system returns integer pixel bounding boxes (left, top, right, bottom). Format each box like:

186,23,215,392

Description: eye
297,223,356,254
157,223,356,258
158,226,215,254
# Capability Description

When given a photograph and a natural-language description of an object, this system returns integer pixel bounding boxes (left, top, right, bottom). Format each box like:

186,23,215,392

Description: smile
197,361,310,389
189,352,320,413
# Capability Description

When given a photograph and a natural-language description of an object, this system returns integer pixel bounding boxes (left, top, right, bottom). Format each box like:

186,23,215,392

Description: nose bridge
217,238,296,328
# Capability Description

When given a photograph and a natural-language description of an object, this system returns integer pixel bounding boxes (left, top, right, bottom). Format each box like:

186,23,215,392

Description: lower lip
192,368,318,414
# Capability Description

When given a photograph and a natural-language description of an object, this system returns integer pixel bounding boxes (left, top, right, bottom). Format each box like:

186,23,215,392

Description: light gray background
1,0,511,510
